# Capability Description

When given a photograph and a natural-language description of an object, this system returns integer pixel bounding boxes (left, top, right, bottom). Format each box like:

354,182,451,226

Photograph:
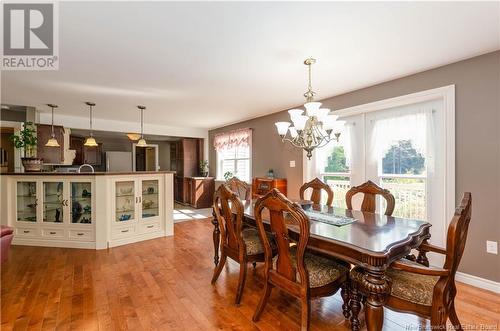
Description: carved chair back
227,177,251,200
345,180,395,216
299,177,334,206
444,192,472,280
254,188,310,293
213,184,245,253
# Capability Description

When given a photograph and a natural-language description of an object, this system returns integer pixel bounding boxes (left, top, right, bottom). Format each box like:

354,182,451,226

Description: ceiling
2,1,499,130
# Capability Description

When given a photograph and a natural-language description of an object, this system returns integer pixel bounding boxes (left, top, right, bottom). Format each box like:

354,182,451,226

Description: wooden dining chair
349,192,472,331
345,180,395,216
227,177,251,200
299,177,334,206
211,184,272,305
252,188,350,331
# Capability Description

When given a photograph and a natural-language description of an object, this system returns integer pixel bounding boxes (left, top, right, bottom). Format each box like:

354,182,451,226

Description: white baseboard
456,272,500,294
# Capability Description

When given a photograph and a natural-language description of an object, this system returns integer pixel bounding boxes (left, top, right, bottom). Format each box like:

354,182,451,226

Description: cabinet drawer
68,229,94,241
112,225,136,239
41,228,65,238
15,227,39,237
140,222,161,234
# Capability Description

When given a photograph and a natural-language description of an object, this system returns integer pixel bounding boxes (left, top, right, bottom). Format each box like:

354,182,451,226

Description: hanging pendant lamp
136,105,147,147
84,102,98,147
45,104,60,147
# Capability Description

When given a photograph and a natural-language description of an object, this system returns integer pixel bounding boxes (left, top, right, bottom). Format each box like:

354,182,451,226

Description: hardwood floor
1,219,499,331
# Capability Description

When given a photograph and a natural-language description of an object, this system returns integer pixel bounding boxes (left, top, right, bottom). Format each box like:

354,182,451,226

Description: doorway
133,144,159,171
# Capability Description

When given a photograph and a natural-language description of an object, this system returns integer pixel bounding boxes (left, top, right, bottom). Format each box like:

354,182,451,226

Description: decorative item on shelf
83,205,91,213
81,217,91,224
45,104,60,147
147,186,155,194
119,214,131,221
274,58,345,160
10,122,42,172
223,171,234,182
119,187,133,195
82,189,91,197
199,160,209,177
142,200,154,209
84,102,98,147
55,209,61,222
267,169,275,179
136,105,147,147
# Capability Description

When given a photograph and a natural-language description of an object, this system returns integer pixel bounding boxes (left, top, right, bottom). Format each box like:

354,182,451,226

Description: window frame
216,139,252,183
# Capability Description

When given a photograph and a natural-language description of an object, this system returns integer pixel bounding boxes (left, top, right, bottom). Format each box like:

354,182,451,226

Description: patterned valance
213,128,252,151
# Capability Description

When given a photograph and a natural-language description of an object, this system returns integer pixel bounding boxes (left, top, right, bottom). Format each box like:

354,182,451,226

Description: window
217,144,251,182
214,128,252,182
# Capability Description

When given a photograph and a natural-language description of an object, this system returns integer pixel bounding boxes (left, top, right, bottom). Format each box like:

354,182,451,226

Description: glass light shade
322,115,340,129
84,136,98,147
137,138,148,147
288,109,304,119
304,102,322,117
289,127,298,138
126,133,141,141
45,136,60,147
275,122,291,135
292,115,308,131
315,108,330,121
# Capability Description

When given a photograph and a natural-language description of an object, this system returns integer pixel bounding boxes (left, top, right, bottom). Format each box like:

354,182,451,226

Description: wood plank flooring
1,219,499,331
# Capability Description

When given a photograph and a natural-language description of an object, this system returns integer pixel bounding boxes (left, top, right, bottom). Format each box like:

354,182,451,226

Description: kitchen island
0,171,174,249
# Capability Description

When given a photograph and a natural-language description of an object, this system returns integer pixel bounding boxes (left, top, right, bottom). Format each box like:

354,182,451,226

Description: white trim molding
456,272,500,294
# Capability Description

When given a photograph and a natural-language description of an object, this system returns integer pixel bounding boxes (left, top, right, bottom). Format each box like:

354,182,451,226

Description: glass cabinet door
43,182,64,223
71,182,92,224
141,180,159,219
16,182,38,222
115,181,135,222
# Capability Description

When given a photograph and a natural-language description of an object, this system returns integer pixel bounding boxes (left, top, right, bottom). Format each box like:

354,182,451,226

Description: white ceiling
2,1,499,130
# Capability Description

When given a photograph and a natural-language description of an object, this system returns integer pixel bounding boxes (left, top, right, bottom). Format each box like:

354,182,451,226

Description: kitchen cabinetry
171,138,204,202
69,135,102,165
110,175,164,247
2,172,174,250
12,177,95,248
183,177,214,209
37,124,65,164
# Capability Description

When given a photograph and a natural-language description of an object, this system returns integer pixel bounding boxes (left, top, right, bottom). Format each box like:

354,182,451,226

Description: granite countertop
1,171,176,176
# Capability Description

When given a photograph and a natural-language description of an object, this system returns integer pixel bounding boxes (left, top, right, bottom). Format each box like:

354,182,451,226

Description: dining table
211,199,432,331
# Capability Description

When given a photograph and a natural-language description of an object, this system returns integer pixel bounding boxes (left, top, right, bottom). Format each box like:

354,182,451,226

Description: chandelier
275,58,344,160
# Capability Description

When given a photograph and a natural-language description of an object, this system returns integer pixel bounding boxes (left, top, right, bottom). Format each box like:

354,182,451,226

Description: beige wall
209,51,500,282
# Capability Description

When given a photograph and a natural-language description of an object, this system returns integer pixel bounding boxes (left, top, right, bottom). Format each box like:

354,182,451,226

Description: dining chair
252,188,350,331
299,177,334,206
349,192,472,331
227,177,251,200
211,184,272,305
345,180,395,216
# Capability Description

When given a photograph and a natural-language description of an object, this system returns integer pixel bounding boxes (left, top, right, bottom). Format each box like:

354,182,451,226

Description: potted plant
223,171,234,182
10,122,42,172
199,160,209,177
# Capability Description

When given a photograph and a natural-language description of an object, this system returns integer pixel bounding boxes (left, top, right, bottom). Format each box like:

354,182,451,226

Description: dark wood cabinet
252,177,287,199
172,138,204,203
69,135,102,165
184,177,215,209
37,124,65,164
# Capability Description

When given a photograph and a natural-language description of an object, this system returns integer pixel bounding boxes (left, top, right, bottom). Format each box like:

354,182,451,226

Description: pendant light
84,102,98,147
45,104,60,147
136,105,147,147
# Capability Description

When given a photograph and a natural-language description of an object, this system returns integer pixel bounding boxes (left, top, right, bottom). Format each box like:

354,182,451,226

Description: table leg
416,239,430,267
211,209,220,266
362,270,389,331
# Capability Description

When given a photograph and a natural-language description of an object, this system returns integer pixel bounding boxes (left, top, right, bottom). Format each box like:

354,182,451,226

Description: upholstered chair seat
289,246,349,288
242,227,276,256
351,260,439,306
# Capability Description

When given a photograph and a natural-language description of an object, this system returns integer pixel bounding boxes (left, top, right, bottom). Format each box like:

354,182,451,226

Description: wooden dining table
211,199,432,331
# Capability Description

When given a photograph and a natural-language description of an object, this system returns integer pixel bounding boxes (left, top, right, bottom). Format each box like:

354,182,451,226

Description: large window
216,144,251,182
214,128,252,182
